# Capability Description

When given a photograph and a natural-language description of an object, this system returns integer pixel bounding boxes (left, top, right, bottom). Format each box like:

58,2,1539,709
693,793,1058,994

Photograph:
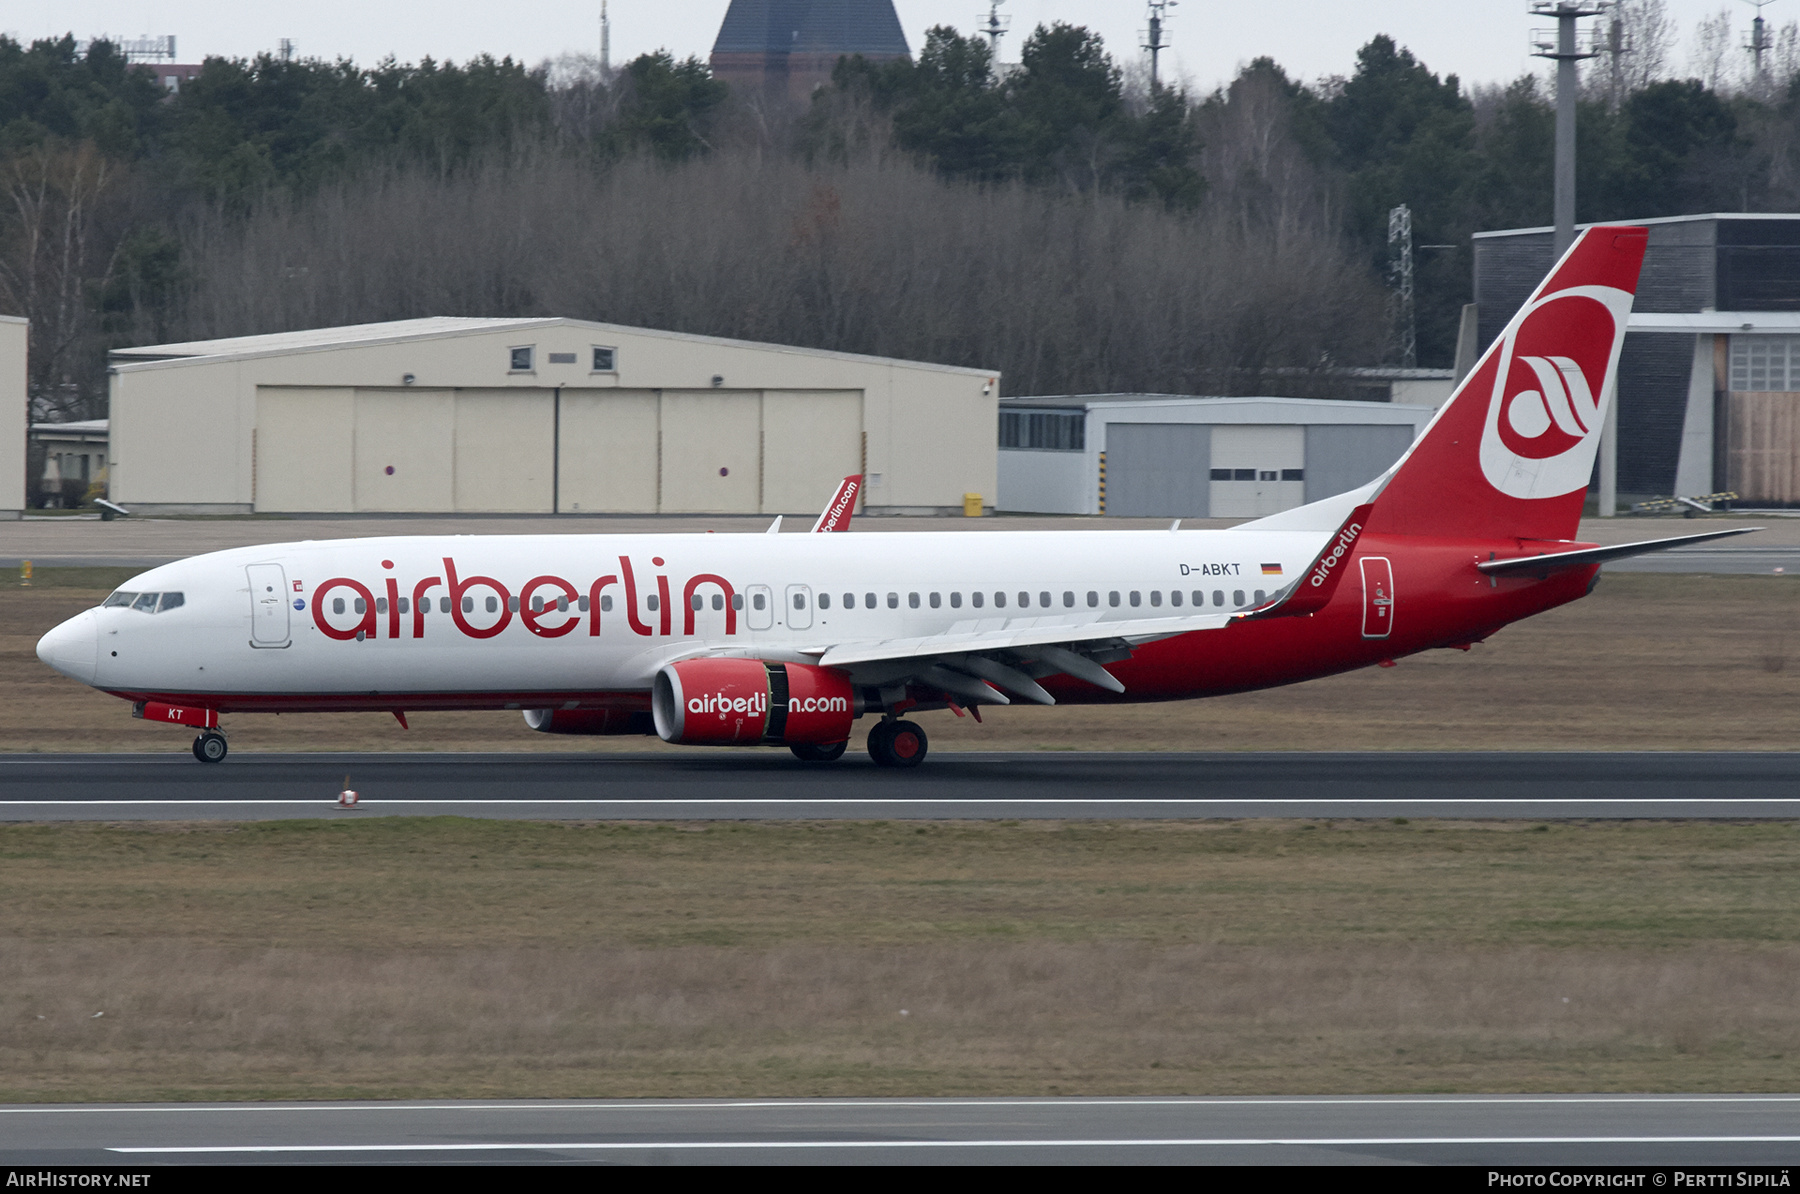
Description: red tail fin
812,475,861,533
1366,226,1647,542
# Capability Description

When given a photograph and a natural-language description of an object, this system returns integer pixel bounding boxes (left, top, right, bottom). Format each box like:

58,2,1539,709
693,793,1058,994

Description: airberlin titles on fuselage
310,555,737,642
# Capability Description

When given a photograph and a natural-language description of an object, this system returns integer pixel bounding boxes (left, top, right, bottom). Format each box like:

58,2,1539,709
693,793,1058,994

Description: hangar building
106,317,997,517
997,395,1434,518
1475,213,1800,505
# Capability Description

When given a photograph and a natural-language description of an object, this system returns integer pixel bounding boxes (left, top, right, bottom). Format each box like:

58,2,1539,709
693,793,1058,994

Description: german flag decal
1261,563,1283,576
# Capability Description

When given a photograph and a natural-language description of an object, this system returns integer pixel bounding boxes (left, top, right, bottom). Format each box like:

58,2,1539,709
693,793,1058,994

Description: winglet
1244,503,1374,619
812,475,862,533
766,516,783,535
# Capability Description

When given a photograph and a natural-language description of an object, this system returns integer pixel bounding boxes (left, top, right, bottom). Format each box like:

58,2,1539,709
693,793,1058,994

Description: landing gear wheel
867,719,927,769
192,732,228,763
791,740,849,762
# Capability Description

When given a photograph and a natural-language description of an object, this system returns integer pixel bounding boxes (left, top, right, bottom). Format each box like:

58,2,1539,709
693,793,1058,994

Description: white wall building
108,318,999,516
998,395,1436,518
0,316,24,520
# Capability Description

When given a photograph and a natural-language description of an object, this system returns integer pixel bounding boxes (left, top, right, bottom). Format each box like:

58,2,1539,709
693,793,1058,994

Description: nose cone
37,609,99,686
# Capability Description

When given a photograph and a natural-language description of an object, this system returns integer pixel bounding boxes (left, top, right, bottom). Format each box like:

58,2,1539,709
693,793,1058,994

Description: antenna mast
601,1,612,76
1744,0,1780,92
1388,205,1416,370
979,0,1010,73
1142,1,1178,92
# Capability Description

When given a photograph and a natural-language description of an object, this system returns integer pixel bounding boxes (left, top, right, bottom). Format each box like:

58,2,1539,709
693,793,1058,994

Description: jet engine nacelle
651,659,857,746
521,708,654,735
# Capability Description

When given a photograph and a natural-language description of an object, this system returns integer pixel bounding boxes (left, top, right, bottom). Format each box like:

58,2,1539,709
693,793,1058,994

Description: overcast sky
2,2,1784,94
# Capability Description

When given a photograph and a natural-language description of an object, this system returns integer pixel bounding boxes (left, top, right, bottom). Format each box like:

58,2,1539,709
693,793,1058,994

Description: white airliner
35,227,1750,765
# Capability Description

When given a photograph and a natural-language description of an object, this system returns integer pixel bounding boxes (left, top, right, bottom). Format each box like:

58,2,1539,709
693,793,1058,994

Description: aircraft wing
811,475,862,532
1476,526,1760,575
789,612,1234,704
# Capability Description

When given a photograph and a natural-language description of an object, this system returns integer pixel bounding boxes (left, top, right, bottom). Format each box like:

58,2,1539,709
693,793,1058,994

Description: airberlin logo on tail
1310,520,1364,588
1478,283,1632,500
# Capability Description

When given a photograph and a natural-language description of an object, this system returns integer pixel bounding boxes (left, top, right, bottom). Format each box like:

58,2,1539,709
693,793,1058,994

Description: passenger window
399,597,410,614
865,593,877,609
376,597,388,614
1108,591,1120,607
485,596,498,613
354,598,367,614
533,596,546,612
950,592,962,608
1213,591,1224,606
578,596,589,612
820,593,832,610
1150,591,1162,607
930,592,941,608
1254,590,1266,603
994,592,1006,608
843,593,854,609
793,593,807,610
156,592,184,613
972,592,985,608
1087,591,1099,607
557,597,568,612
333,598,346,615
1170,591,1182,607
712,594,724,610
1130,591,1141,607
690,595,703,611
1234,590,1246,606
752,593,765,610
731,594,743,611
600,595,613,612
887,593,899,609
1039,592,1050,608
463,597,474,613
1020,592,1031,608
646,595,659,612
909,593,920,609
1063,592,1074,607
442,597,453,613
507,596,519,613
1192,591,1203,606
104,592,136,608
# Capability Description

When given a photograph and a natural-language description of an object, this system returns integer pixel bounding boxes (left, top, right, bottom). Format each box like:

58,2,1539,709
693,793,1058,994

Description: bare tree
0,140,126,422
1690,7,1740,94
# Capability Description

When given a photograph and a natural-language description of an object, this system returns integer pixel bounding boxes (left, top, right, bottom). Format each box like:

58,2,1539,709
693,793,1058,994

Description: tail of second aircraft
1364,225,1648,543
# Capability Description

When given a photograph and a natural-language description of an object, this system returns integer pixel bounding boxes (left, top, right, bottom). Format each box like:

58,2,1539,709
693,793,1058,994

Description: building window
547,352,577,365
592,346,617,372
999,410,1085,451
509,346,534,372
1730,336,1800,391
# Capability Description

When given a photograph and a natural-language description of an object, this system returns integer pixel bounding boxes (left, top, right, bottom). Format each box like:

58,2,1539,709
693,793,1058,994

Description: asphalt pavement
3,750,1798,820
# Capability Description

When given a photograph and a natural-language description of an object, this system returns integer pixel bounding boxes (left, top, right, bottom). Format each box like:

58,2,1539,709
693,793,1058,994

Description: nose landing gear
867,719,927,768
192,732,228,763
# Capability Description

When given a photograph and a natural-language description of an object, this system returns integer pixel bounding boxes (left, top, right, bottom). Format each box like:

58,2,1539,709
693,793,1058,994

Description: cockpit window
105,591,185,613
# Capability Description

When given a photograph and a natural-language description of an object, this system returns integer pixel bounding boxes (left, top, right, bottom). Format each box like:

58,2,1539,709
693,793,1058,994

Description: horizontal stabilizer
1476,526,1760,575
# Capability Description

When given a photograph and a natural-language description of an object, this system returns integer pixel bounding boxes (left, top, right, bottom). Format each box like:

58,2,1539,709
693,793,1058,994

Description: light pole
1530,3,1604,257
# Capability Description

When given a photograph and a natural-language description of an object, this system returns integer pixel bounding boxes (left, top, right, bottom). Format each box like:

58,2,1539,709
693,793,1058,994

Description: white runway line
7,798,1800,807
111,1135,1800,1153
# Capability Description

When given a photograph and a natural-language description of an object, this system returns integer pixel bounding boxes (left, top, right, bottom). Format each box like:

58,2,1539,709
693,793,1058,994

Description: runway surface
4,1095,1798,1165
3,751,1799,820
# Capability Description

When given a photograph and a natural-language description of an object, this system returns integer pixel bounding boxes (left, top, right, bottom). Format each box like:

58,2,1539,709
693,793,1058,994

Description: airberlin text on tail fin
812,475,862,533
1366,226,1647,543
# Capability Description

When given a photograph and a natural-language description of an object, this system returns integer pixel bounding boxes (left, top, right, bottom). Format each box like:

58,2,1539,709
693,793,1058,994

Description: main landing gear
867,719,928,769
192,731,228,763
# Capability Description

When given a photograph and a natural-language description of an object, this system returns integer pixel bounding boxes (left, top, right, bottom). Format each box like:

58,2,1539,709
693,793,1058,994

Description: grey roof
712,0,909,57
1474,213,1800,239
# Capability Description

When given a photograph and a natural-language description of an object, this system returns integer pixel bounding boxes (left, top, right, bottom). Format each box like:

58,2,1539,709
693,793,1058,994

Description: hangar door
259,385,862,514
1210,425,1305,517
1303,424,1414,505
1105,423,1211,517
